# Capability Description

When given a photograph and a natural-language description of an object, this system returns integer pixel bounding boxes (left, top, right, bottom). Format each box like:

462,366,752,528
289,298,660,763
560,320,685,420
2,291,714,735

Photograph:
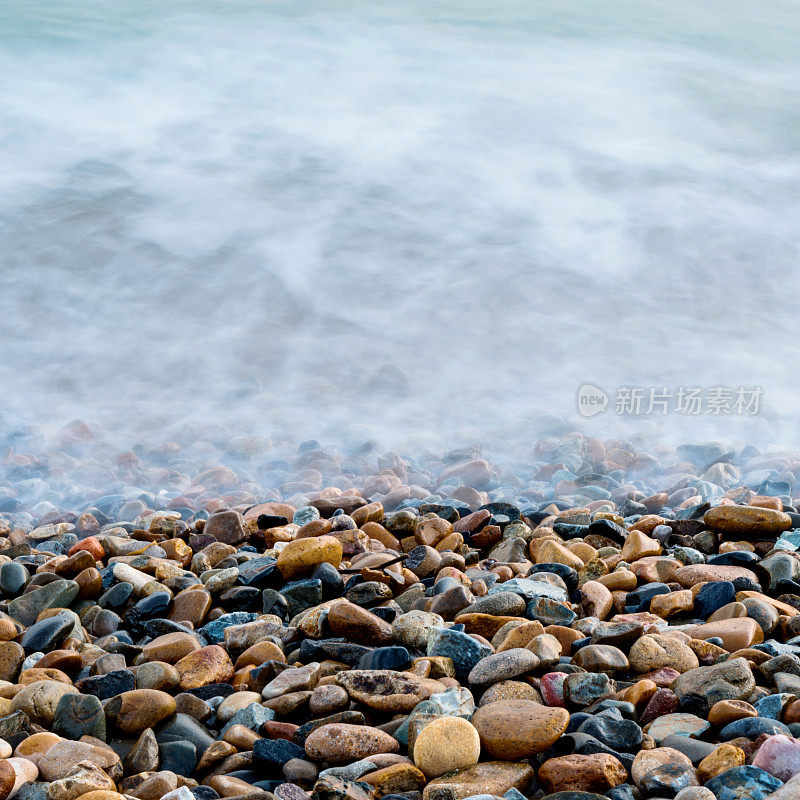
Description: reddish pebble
68,536,104,560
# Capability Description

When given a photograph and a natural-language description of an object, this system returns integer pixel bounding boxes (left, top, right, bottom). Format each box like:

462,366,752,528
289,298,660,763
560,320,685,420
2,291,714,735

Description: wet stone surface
0,431,799,798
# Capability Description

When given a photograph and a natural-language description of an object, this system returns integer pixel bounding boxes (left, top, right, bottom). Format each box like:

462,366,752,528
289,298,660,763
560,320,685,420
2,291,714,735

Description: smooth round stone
8,579,79,627
719,717,792,740
276,536,342,580
282,579,324,617
11,680,78,726
660,735,718,767
607,787,637,800
104,689,177,733
741,598,779,635
412,716,480,778
0,563,29,595
392,611,445,650
629,635,698,674
674,789,715,800
137,660,181,692
293,506,320,526
533,563,579,593
527,597,578,626
708,550,762,567
312,562,344,600
686,618,763,652
698,744,747,782
624,584,671,613
535,794,607,800
571,645,629,676
708,699,758,726
646,713,711,743
578,714,643,753
591,700,636,719
704,505,792,536
537,753,628,794
672,658,756,716
540,672,567,707
479,680,541,706
309,685,349,716
471,699,569,759
467,591,526,617
590,621,645,649
304,723,399,764
174,645,234,690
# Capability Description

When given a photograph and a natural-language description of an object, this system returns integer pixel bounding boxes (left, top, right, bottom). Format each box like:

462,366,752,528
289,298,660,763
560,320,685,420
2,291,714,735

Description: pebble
471,699,569,758
412,716,481,778
537,753,628,794
703,765,783,799
305,723,399,763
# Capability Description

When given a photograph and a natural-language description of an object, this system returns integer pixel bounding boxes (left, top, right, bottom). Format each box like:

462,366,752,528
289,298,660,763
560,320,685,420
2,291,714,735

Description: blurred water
2,0,800,453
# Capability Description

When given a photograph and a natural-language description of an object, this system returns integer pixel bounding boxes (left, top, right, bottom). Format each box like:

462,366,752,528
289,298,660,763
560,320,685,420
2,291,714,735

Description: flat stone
305,723,399,764
646,713,711,743
686,618,763,652
467,649,540,686
704,505,791,536
8,580,79,627
422,761,533,800
37,740,121,781
337,670,444,713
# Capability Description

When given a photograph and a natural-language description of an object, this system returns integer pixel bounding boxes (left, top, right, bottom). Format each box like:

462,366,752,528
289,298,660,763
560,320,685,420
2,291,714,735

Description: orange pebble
68,536,104,561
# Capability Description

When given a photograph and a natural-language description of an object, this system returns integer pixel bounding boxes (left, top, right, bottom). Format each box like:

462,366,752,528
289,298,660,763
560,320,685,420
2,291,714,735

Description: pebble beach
1,424,800,800
3,0,799,798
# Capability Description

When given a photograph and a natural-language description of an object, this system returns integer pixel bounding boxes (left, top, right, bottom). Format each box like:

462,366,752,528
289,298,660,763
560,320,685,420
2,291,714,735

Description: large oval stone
471,699,569,759
304,723,399,763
